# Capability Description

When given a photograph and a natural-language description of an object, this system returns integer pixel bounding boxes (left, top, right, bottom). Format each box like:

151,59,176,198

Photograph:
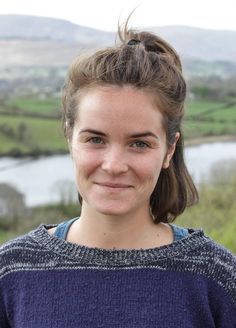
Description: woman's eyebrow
130,132,159,139
79,129,106,136
79,129,159,139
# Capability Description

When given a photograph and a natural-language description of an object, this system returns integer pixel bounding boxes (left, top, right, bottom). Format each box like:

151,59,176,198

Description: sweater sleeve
214,286,236,328
202,241,236,327
0,283,10,328
0,241,13,328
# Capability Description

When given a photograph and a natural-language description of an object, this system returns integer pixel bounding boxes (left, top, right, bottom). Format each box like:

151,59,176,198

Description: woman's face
70,85,177,217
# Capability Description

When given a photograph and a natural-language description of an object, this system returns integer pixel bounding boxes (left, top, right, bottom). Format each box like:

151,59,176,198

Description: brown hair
62,21,198,223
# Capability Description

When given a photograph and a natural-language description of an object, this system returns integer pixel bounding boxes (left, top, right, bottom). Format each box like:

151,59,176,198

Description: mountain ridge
0,14,114,44
0,14,236,76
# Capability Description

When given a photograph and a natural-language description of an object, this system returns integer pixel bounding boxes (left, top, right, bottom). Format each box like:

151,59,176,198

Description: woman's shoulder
0,230,36,255
191,231,236,268
0,225,53,279
180,229,236,300
179,227,236,275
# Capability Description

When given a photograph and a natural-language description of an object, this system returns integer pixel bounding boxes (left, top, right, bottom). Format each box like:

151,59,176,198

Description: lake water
0,141,236,206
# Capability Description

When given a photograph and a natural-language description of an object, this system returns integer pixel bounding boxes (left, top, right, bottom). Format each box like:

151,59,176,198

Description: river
0,141,236,206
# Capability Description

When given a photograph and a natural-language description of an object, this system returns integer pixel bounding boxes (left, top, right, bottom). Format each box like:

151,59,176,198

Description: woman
0,21,235,327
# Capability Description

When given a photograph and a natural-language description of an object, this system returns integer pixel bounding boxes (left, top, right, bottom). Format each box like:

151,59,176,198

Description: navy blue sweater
0,224,236,327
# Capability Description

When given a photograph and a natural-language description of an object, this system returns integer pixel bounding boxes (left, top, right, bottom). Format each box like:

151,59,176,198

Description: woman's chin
94,207,128,217
91,202,133,217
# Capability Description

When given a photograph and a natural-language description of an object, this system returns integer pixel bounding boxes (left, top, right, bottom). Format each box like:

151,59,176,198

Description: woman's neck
66,205,174,250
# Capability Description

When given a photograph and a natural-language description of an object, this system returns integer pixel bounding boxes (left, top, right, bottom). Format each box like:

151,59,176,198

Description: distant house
0,183,26,220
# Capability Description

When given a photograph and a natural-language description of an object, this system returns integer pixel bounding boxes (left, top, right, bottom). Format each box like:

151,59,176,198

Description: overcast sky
1,0,236,32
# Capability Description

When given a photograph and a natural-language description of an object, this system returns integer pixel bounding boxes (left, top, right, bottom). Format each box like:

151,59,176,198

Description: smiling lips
95,182,132,189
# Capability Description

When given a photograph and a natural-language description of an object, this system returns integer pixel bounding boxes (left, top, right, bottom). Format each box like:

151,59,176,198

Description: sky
0,0,236,32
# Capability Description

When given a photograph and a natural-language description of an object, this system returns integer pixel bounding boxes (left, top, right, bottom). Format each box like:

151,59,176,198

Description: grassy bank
178,161,236,252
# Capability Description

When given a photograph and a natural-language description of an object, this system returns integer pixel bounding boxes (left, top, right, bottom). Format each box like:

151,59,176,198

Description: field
0,96,67,156
183,99,236,139
5,97,61,115
0,96,236,156
0,116,67,154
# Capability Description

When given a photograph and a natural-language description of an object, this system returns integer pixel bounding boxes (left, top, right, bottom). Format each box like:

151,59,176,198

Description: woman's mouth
94,182,133,190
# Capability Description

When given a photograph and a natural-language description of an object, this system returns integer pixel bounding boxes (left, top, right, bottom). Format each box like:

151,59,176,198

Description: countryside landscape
0,15,236,251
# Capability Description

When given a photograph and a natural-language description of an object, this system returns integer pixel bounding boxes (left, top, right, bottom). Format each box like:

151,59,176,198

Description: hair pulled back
62,20,198,223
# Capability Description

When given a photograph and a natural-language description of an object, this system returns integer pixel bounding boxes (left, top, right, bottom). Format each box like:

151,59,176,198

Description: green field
183,99,236,139
203,105,236,122
183,120,236,139
4,97,61,115
0,115,67,156
0,96,235,156
185,99,226,116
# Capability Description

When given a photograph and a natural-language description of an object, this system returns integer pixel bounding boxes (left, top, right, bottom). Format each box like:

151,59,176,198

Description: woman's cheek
74,150,101,174
138,154,163,176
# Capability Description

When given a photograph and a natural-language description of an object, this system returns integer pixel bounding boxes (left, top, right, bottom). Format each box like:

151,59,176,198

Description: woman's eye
132,141,149,148
88,137,104,144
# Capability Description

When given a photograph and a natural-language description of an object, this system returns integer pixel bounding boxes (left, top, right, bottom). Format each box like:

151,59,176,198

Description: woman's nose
101,146,128,175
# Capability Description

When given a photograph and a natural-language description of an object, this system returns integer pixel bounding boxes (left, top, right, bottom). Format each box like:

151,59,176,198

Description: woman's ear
162,132,180,169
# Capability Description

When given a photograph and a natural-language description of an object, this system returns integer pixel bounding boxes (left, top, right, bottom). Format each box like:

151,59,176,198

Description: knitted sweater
0,224,235,328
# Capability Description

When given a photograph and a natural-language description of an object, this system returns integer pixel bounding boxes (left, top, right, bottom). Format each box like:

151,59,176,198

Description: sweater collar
29,224,209,267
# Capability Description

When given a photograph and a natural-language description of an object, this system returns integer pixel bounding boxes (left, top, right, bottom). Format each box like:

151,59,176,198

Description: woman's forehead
76,86,164,127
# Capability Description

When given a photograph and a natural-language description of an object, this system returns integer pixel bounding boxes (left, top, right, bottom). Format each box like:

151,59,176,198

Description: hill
1,14,236,98
0,14,114,45
0,14,236,68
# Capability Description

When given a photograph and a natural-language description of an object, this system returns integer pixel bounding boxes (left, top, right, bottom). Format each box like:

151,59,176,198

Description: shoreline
185,135,236,147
